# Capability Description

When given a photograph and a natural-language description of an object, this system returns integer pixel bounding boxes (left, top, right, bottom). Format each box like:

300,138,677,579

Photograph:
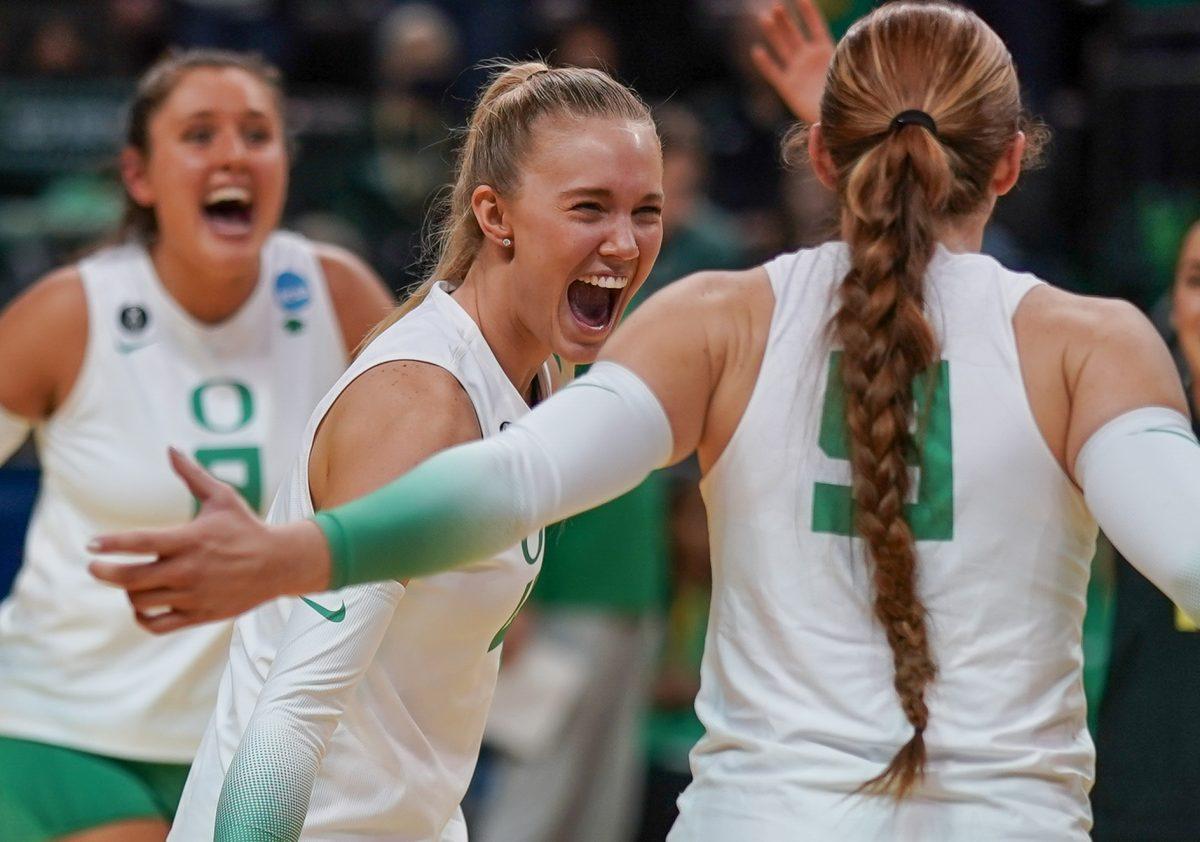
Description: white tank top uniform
670,242,1099,841
0,232,346,762
169,283,550,841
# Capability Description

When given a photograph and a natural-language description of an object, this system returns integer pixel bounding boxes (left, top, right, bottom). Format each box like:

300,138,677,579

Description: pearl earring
502,238,512,247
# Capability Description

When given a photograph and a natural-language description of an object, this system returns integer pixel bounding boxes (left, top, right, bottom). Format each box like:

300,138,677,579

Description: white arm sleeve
214,580,403,841
0,403,30,465
1077,406,1200,620
321,361,675,588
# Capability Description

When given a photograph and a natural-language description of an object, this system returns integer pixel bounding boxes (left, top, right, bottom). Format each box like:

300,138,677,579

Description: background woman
0,49,392,842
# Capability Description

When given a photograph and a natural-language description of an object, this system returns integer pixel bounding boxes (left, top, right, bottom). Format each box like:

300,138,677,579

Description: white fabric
0,233,346,762
673,242,1099,841
171,284,551,841
1078,406,1200,621
0,402,31,464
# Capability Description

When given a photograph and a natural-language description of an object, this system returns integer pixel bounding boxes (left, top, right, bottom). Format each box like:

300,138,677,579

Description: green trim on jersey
0,735,189,841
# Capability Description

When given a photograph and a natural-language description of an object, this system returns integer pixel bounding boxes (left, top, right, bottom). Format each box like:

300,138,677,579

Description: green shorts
0,735,190,841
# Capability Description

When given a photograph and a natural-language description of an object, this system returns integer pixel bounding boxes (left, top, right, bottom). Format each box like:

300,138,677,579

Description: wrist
273,521,333,595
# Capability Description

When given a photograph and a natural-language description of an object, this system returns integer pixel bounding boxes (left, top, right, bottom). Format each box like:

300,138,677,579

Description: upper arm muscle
599,267,773,468
309,360,481,510
0,266,87,421
1018,285,1187,480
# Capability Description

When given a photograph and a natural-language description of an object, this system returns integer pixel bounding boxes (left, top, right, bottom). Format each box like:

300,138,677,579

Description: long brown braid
800,2,1047,798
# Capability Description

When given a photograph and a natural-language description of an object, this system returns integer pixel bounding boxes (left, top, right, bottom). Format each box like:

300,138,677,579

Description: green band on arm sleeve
312,442,532,589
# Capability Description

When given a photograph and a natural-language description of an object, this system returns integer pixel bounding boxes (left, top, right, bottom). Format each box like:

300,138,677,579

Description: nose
599,217,639,262
212,127,248,169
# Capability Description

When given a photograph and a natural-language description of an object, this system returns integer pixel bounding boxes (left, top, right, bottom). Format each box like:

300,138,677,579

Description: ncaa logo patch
118,304,149,334
273,271,311,312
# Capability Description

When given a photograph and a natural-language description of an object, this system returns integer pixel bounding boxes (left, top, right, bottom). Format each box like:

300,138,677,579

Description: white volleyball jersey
170,283,550,841
0,233,347,762
671,242,1099,841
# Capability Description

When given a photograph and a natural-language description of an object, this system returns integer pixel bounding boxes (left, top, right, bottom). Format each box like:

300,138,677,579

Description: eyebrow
559,187,665,203
181,109,272,120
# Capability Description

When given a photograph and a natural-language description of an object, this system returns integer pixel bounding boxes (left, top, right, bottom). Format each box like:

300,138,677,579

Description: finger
771,3,805,51
88,523,193,557
750,44,787,91
793,0,833,46
168,446,226,504
129,587,194,614
758,9,795,65
136,608,198,635
89,558,178,593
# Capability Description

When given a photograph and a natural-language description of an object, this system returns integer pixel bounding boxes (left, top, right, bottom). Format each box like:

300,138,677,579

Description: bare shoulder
313,242,395,355
1017,284,1186,474
0,265,87,419
1020,283,1159,349
310,359,481,508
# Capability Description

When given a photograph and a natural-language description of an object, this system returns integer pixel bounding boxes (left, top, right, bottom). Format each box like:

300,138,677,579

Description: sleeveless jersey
671,242,1099,841
170,283,550,841
0,233,347,762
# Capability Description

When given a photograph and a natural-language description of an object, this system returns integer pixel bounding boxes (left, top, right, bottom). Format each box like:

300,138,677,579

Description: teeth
578,274,628,289
205,186,251,206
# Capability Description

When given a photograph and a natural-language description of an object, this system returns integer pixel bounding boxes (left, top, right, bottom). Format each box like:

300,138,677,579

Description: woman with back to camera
0,50,392,842
160,63,663,840
94,3,1200,839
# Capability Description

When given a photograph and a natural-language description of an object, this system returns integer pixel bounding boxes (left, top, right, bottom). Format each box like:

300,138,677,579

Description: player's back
674,242,1098,841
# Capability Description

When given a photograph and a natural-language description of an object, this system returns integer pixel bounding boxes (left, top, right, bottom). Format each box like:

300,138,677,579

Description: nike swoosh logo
300,596,346,623
115,341,155,355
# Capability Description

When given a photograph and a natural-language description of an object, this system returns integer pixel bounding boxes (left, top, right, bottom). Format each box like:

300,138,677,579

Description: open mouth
202,185,254,238
567,273,628,331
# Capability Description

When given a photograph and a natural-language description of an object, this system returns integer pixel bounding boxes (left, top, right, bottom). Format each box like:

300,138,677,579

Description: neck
453,259,547,402
149,240,260,324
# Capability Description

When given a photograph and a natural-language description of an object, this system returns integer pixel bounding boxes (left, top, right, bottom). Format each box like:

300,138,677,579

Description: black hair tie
891,109,938,137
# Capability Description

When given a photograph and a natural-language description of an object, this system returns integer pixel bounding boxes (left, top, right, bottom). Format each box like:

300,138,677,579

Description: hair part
118,48,286,244
813,1,1046,798
358,59,655,352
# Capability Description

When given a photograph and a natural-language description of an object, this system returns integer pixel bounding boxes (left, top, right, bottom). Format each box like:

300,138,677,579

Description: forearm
214,583,402,840
317,362,674,589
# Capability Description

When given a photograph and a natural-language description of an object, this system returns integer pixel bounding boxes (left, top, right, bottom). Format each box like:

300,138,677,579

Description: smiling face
500,115,664,364
123,66,288,275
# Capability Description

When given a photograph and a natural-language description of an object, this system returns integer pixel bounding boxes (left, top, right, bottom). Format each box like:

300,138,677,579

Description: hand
749,0,835,125
88,448,331,633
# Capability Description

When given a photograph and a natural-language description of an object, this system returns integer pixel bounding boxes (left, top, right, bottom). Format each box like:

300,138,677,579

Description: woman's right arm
0,266,87,461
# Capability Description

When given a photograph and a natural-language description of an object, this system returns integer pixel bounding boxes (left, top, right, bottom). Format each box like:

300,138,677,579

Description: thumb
168,447,225,504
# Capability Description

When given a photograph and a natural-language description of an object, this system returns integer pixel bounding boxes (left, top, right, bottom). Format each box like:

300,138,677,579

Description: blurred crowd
3,1,1200,840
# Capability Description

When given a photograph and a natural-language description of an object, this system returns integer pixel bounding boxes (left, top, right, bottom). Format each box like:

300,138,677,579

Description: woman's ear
992,131,1026,197
120,147,155,208
807,124,838,192
471,184,512,248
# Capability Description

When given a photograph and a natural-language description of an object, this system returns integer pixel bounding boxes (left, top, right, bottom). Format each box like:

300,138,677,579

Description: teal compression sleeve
315,362,673,590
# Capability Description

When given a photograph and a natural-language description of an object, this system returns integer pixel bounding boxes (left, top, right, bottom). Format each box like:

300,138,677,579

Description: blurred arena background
1,1,1199,840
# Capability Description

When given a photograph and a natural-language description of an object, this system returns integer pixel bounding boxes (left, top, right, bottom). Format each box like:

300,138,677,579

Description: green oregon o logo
190,379,255,434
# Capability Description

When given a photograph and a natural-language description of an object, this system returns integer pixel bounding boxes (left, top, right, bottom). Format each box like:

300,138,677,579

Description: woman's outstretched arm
88,270,762,630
